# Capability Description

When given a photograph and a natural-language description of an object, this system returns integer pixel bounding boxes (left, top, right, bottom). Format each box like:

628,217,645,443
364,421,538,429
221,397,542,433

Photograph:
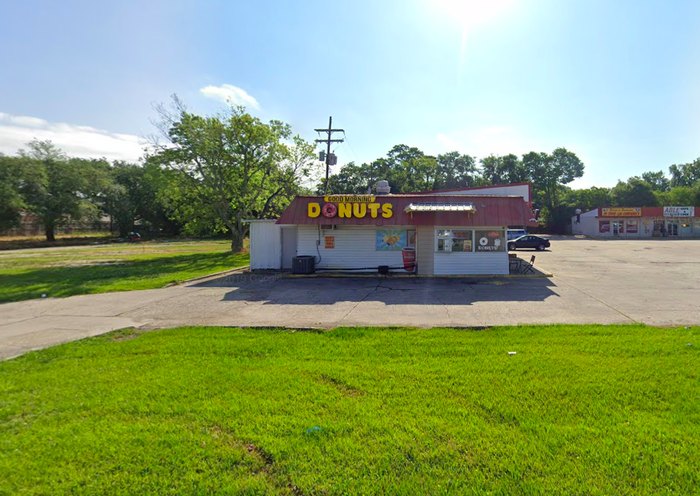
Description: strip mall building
572,206,699,238
249,183,536,275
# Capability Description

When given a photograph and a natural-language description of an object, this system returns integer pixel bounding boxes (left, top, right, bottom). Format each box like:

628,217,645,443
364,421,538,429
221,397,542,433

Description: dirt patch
318,373,364,397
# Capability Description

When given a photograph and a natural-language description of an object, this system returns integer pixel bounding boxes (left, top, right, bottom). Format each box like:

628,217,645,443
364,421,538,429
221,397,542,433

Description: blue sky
1,0,698,188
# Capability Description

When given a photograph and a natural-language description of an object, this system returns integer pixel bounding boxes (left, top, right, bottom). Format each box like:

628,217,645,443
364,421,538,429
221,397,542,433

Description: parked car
507,229,528,241
508,235,550,251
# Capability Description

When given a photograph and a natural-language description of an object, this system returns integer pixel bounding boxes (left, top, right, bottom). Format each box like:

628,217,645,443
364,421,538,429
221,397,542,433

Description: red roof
277,195,535,226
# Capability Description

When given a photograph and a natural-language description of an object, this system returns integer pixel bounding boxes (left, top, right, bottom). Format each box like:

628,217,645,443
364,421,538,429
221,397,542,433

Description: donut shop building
248,183,536,276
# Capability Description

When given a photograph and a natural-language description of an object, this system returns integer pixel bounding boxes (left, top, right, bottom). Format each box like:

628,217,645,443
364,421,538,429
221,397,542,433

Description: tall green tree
523,148,584,213
324,146,478,194
562,186,612,212
641,170,670,192
18,141,110,241
480,154,528,185
149,105,317,251
435,152,478,189
655,185,700,206
610,177,658,207
669,158,700,187
0,155,27,230
103,162,177,237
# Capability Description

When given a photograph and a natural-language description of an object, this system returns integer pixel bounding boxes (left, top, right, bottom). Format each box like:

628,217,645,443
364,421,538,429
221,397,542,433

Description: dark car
508,235,550,251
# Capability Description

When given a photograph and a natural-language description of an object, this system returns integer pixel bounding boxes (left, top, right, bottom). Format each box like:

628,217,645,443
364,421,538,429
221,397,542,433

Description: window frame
435,228,474,253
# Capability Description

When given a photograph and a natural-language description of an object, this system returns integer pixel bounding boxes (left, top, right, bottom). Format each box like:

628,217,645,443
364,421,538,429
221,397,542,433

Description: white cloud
0,112,146,162
199,83,260,110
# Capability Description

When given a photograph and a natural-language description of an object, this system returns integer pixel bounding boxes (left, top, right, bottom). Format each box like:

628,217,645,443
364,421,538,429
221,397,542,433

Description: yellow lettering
381,203,393,218
308,202,321,218
338,202,352,218
367,203,380,218
353,203,367,218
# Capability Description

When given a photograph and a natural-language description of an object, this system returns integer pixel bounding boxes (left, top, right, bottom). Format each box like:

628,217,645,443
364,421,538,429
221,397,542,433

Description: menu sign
663,206,694,217
600,208,641,217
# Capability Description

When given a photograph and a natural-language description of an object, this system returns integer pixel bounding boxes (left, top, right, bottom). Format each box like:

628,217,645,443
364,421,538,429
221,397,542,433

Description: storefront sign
308,201,393,219
663,206,694,217
323,194,376,203
601,208,641,217
324,236,335,249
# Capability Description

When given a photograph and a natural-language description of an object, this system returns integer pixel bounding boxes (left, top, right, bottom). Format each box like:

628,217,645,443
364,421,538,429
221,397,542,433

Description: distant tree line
2,102,699,243
0,103,320,250
323,145,700,233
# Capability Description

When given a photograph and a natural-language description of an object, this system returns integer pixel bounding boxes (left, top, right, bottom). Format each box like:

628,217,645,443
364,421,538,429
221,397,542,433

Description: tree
0,155,27,231
641,170,670,192
18,141,108,241
480,154,528,185
435,152,478,189
324,146,478,194
324,162,371,194
656,185,700,206
562,186,612,212
523,148,584,213
149,104,317,251
610,177,658,207
669,158,700,187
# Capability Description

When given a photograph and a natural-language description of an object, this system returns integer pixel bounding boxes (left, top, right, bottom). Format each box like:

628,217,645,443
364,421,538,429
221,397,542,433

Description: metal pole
325,116,332,194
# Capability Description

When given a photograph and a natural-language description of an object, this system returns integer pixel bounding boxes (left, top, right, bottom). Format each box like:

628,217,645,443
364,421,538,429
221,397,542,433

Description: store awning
404,202,476,213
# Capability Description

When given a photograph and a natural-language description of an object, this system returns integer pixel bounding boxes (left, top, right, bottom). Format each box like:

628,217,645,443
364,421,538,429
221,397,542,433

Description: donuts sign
307,200,393,219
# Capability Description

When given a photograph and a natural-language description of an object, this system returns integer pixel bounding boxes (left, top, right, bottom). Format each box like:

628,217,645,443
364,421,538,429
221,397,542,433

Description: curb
283,272,553,279
180,265,251,285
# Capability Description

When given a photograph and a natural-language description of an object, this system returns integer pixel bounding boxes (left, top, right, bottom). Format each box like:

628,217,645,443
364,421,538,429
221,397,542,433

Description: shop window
435,229,473,252
599,221,610,233
407,230,416,248
475,230,505,252
626,220,638,234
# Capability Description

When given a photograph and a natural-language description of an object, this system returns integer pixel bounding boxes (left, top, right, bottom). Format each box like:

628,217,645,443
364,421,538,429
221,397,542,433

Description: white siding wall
415,225,434,275
434,252,508,275
297,225,409,271
249,221,281,269
432,184,530,202
572,210,599,236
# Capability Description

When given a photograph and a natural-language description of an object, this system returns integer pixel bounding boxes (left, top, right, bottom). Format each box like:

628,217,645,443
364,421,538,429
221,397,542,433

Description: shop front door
666,221,679,236
612,221,623,236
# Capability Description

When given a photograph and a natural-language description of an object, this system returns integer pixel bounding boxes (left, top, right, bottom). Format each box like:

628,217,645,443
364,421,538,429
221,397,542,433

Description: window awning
404,202,477,213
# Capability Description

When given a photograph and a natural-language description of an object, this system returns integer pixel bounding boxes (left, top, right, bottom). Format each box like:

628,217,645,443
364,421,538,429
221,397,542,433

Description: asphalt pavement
1,237,699,359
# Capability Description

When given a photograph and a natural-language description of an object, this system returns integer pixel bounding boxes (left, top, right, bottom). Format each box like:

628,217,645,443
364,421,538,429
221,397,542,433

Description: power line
314,116,344,194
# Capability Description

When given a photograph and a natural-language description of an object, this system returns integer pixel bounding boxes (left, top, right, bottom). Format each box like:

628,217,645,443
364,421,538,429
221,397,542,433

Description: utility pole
315,116,344,194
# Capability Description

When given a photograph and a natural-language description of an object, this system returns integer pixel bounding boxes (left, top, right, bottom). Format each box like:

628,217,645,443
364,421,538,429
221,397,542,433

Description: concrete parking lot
1,237,699,359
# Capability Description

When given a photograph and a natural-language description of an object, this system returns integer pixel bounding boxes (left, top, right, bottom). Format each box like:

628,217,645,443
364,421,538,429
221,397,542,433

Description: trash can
401,247,416,272
292,255,316,274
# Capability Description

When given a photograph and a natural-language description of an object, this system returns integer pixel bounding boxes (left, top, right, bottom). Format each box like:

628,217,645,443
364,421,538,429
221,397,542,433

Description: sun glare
432,0,516,30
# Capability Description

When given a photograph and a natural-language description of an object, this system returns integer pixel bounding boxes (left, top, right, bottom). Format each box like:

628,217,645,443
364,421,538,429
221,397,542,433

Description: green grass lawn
0,240,249,302
1,325,697,495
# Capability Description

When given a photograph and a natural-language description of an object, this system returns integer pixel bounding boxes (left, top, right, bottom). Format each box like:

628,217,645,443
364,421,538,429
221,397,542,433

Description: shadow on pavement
192,275,557,306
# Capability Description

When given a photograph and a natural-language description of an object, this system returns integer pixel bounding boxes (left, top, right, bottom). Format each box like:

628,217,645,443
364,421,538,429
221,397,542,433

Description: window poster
626,220,638,234
475,230,505,252
376,229,407,251
599,221,610,233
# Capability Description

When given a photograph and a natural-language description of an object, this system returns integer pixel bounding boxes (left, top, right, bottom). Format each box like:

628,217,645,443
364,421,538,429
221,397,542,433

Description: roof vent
376,180,391,195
